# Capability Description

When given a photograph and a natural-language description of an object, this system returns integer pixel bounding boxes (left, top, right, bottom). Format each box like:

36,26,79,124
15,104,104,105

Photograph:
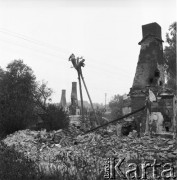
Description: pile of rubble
2,126,177,176
3,126,81,161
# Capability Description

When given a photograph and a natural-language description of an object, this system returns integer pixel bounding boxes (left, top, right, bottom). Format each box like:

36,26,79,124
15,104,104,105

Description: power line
0,28,132,75
0,28,71,56
0,38,132,81
0,37,67,64
0,28,133,80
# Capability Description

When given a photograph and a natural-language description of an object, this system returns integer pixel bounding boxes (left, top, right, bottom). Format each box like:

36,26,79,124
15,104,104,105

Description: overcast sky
0,0,176,105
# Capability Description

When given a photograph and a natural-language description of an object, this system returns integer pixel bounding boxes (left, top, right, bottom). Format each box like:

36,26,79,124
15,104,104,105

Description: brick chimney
71,82,78,106
131,22,164,91
60,89,66,107
129,22,165,136
69,82,79,115
142,22,162,40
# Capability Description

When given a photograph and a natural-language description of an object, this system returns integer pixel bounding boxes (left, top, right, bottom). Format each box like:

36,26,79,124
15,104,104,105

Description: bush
41,104,70,131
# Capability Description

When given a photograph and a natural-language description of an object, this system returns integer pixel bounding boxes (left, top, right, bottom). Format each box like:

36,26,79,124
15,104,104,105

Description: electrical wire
0,28,132,76
0,40,132,81
0,28,71,56
0,37,68,67
0,28,134,87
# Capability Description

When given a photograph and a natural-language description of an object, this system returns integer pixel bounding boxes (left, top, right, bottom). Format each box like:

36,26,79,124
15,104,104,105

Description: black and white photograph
0,0,176,179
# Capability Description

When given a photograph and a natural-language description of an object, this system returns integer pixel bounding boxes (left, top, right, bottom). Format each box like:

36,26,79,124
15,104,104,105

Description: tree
164,22,176,91
0,60,37,135
109,94,123,120
33,81,70,131
0,59,70,135
35,80,53,107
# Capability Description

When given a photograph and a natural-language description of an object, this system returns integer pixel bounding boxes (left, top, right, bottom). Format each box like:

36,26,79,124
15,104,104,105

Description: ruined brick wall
131,96,146,136
157,96,174,132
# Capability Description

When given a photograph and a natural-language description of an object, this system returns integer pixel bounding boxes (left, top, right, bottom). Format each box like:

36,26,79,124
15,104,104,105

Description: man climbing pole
68,54,85,74
69,53,85,126
68,54,99,129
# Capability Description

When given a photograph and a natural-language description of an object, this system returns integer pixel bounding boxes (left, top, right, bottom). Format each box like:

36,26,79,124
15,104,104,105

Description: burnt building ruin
127,22,177,137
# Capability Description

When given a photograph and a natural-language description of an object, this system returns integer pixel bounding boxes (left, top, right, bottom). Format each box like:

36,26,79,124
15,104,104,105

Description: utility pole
69,54,85,124
80,70,99,125
68,54,99,127
77,71,84,122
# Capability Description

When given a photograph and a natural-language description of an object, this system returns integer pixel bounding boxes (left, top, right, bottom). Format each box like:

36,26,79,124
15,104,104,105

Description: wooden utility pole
69,54,98,127
80,70,99,125
69,54,85,123
77,71,84,123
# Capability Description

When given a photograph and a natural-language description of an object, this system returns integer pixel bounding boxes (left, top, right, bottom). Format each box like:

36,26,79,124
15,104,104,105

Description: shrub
40,104,70,131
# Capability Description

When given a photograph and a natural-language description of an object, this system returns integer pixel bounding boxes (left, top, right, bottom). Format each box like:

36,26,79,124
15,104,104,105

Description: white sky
0,0,176,104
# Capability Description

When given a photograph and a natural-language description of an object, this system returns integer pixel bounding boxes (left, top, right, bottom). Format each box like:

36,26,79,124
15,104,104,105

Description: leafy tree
0,59,70,135
35,80,53,107
109,94,123,120
164,22,176,91
33,82,70,131
0,60,37,135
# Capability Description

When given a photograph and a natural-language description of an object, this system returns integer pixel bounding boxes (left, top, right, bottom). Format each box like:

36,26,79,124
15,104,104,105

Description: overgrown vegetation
109,94,123,120
0,60,36,136
0,60,69,137
164,22,176,91
40,104,70,131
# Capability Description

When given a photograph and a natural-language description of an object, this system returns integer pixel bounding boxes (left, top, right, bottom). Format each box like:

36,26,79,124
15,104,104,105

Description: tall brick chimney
71,82,78,106
132,22,164,91
129,22,165,136
60,89,66,107
69,82,78,115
